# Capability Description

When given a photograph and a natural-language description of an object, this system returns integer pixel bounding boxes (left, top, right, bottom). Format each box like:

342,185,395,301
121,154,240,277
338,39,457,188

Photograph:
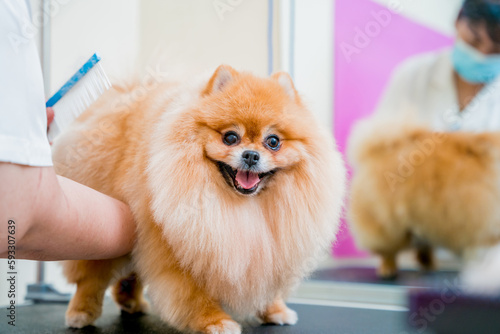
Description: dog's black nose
242,150,260,167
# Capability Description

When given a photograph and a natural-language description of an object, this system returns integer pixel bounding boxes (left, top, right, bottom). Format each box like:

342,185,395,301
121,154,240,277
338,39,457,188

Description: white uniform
0,0,52,166
376,49,500,132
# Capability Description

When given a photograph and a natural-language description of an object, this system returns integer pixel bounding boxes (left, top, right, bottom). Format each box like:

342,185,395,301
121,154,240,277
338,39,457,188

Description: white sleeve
373,57,421,121
0,0,52,167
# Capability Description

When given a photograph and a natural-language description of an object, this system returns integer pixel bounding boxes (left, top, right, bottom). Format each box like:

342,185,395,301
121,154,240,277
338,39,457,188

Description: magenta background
332,0,453,257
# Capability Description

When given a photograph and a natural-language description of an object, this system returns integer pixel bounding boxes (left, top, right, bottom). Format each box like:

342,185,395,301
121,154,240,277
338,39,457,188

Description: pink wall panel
333,0,453,257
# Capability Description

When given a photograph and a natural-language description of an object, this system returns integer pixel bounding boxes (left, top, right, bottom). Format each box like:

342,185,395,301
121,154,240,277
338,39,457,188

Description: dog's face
213,127,281,195
195,65,311,196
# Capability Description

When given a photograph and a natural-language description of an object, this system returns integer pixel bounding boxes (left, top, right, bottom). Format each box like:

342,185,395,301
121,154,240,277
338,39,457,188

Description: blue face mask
452,39,500,84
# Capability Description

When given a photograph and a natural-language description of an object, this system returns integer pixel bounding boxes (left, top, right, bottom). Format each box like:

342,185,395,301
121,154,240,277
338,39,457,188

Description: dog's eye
265,135,280,151
223,131,240,146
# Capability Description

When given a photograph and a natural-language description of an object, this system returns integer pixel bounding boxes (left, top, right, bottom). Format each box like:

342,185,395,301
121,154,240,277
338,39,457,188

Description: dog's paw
377,264,398,280
204,319,242,334
262,307,298,326
377,255,399,279
119,299,150,314
65,310,96,328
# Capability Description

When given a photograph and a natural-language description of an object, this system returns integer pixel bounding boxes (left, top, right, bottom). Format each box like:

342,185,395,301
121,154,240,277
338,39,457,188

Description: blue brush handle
46,53,101,107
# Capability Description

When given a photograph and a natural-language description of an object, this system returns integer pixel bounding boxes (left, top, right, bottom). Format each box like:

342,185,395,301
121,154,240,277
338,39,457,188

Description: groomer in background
377,0,500,131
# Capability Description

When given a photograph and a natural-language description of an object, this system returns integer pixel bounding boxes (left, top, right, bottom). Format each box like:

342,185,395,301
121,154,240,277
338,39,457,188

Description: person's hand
47,107,54,131
0,163,136,260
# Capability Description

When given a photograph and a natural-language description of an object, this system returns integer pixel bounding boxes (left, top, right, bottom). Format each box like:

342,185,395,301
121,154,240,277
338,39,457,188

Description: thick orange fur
52,65,345,333
348,119,500,278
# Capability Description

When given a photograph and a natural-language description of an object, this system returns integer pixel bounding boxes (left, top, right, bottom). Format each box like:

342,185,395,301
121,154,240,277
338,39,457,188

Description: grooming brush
46,53,111,142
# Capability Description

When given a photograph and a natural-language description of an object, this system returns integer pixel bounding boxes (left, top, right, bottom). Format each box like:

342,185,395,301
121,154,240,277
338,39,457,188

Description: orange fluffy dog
348,120,500,278
52,65,345,333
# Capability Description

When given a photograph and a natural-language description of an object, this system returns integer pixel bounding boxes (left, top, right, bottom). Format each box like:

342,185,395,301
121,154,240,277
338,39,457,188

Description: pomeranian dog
51,65,345,333
347,119,500,278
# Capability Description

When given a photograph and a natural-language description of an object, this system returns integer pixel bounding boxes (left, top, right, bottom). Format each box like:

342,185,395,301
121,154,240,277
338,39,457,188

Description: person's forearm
0,163,135,261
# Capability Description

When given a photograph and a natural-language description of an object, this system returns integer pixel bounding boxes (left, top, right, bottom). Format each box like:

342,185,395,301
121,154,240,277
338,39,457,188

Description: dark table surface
2,299,413,334
5,267,500,334
6,266,469,334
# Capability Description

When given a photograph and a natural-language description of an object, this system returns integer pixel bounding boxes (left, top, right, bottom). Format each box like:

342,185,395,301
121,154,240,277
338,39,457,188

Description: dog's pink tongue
235,170,260,189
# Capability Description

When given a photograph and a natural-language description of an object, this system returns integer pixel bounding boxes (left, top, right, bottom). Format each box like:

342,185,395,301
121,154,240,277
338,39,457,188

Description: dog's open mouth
217,161,276,195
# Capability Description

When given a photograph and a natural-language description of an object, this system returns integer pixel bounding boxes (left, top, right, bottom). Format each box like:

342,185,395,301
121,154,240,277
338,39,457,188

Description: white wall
371,0,463,36
48,0,140,93
292,0,334,128
139,0,269,76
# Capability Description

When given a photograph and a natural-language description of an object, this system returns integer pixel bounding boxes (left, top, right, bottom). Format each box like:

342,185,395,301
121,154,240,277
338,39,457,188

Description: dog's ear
203,65,238,96
271,72,298,100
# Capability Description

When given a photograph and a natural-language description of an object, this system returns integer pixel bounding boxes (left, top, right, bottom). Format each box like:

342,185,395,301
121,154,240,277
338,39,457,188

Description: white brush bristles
48,63,111,142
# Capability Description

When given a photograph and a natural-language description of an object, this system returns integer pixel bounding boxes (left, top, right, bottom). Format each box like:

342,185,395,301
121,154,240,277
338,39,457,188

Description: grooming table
409,290,500,334
2,299,412,334
308,267,500,334
5,267,498,333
